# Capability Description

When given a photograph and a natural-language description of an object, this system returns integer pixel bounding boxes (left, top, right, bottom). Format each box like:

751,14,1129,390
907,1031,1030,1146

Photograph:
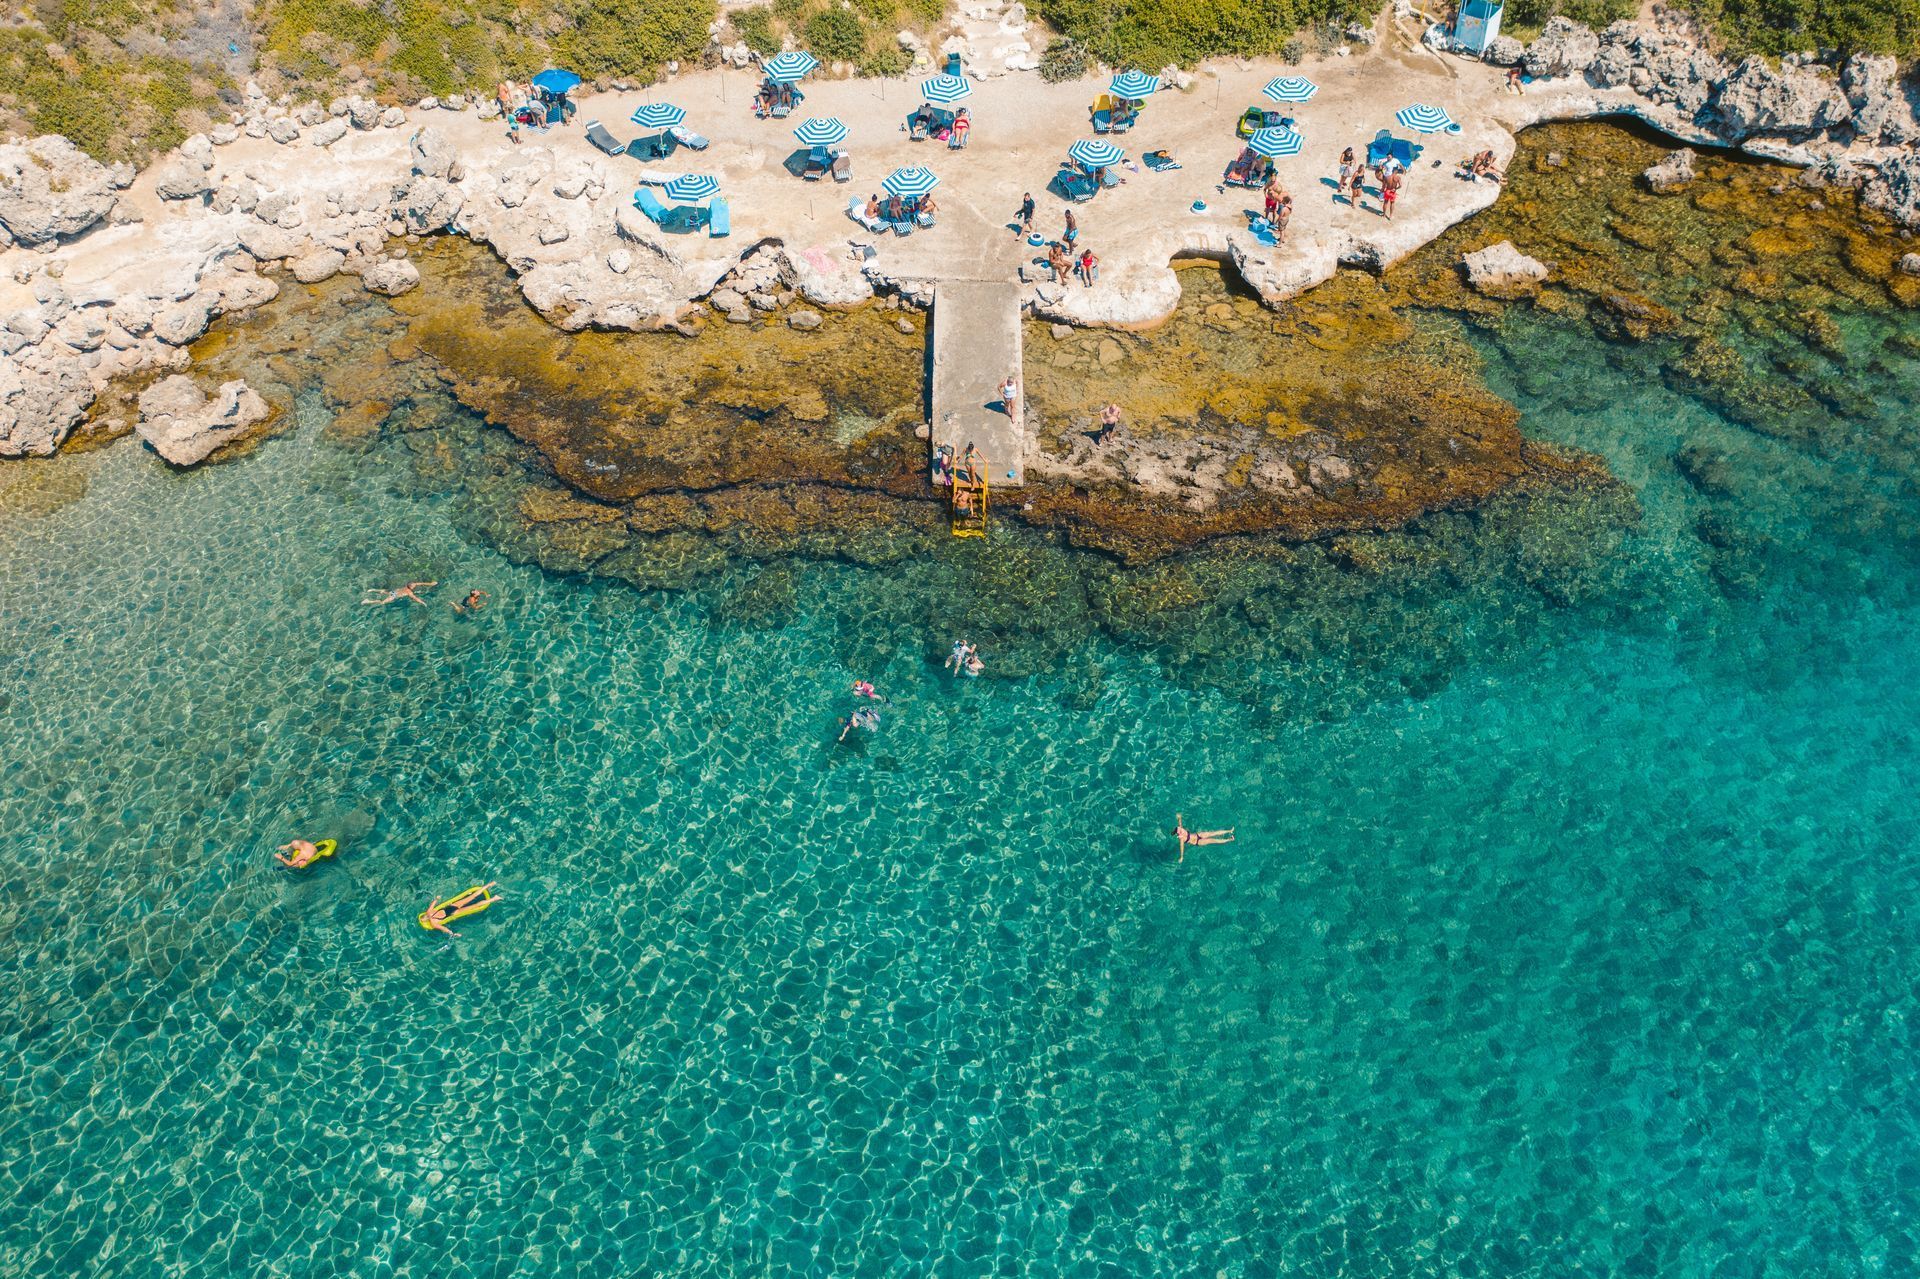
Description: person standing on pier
999,372,1020,421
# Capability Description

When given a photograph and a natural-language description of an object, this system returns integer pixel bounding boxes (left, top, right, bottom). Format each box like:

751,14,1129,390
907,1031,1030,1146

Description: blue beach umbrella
663,173,721,203
1068,138,1125,169
1396,103,1457,134
1262,75,1317,103
882,165,939,198
531,68,582,95
763,51,819,83
630,102,686,129
1247,126,1304,158
1108,69,1160,100
921,73,973,104
792,116,848,147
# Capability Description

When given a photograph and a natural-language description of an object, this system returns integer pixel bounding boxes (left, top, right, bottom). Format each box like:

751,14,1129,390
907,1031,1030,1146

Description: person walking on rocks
1348,165,1367,212
1336,147,1355,200
1097,402,1122,444
1505,66,1524,95
1273,190,1293,242
1063,208,1078,247
1015,192,1035,236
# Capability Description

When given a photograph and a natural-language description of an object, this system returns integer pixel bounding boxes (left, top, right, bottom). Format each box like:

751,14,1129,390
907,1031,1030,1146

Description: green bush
1279,35,1305,62
855,0,900,23
772,0,812,24
732,6,783,55
1676,0,1920,55
1038,34,1092,81
858,41,911,75
803,6,867,60
902,0,946,24
1026,0,1374,68
1505,0,1634,30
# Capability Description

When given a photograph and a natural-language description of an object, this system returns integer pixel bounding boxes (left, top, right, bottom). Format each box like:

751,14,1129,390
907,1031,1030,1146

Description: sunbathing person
419,883,500,938
865,193,882,220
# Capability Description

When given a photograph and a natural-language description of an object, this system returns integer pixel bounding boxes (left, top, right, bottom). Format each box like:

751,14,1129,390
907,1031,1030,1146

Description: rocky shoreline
4,8,1920,465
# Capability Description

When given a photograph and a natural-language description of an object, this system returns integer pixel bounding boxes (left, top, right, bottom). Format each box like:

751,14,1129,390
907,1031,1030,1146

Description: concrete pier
929,279,1028,487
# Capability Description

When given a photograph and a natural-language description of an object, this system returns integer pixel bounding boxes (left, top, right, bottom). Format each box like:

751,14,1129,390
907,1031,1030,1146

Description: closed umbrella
1068,138,1125,169
882,166,939,197
1107,70,1160,100
630,102,686,129
663,173,721,203
1247,127,1303,158
1395,103,1457,134
1262,76,1317,103
921,74,972,104
763,51,819,83
793,116,848,147
531,68,582,95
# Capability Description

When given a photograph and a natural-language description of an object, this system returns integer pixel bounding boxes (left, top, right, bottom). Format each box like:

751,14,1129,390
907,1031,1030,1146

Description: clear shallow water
6,307,1920,1276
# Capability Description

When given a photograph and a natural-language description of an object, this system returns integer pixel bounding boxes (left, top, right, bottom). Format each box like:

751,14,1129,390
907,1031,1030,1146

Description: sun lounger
634,188,671,224
802,145,832,180
708,198,730,238
1109,110,1135,134
1091,110,1111,134
888,217,915,236
831,152,851,182
585,120,625,155
629,131,678,161
1098,167,1121,188
669,126,709,151
1142,150,1180,172
847,196,885,231
1055,168,1098,203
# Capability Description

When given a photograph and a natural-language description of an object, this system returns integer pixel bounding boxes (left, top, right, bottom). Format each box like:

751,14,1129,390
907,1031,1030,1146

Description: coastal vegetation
1025,0,1371,72
730,0,945,77
1678,0,1920,56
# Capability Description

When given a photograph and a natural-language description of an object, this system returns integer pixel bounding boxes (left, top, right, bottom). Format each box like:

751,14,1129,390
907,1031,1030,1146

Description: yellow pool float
419,882,500,937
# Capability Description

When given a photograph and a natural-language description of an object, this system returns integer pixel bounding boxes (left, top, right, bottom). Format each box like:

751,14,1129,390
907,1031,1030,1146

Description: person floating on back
1173,812,1235,863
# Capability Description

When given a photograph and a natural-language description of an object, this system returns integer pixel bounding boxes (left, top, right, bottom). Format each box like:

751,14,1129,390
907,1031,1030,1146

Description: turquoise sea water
5,298,1920,1276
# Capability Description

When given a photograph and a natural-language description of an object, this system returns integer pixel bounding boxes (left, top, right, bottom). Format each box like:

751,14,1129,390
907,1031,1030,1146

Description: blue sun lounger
585,120,625,155
1142,150,1181,172
708,198,730,238
669,126,709,151
1054,167,1099,202
634,188,706,234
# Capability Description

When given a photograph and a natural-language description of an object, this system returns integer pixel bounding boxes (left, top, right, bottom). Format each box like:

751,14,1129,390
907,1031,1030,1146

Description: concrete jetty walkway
930,279,1027,488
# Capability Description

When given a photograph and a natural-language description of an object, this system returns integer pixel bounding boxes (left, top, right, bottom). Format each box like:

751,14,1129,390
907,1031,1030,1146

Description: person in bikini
1173,812,1235,863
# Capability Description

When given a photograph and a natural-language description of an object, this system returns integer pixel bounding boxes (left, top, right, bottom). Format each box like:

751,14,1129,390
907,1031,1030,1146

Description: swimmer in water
1173,812,1235,863
361,581,438,607
452,589,489,613
963,653,984,677
945,640,974,673
852,680,883,700
420,882,500,938
838,706,881,742
275,839,320,868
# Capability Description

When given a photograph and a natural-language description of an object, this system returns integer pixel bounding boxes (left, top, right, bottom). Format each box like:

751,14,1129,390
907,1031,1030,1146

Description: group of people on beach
864,190,937,225
1016,195,1102,290
1333,145,1406,219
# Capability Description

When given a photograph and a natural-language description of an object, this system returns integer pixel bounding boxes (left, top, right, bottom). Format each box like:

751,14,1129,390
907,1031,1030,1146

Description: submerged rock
361,260,421,296
1643,148,1696,194
135,376,272,465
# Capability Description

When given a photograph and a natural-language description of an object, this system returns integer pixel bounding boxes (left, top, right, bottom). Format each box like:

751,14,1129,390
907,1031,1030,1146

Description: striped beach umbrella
882,165,939,197
1108,69,1160,100
1067,138,1125,169
1396,103,1457,134
792,116,847,147
921,73,972,104
663,173,721,203
763,51,818,83
1247,126,1304,158
629,102,686,129
1262,75,1317,103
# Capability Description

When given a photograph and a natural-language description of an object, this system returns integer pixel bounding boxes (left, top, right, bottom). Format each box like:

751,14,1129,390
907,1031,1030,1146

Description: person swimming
852,680,883,700
945,640,975,673
362,581,437,607
419,883,500,938
1173,813,1235,863
838,706,881,742
963,652,984,677
452,589,489,613
274,838,336,869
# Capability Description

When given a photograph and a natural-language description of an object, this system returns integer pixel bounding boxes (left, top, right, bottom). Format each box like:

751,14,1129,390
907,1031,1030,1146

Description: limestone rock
211,123,241,146
1863,152,1920,229
152,296,215,345
537,222,569,245
254,192,303,228
310,117,349,147
1899,253,1920,277
154,161,214,201
347,96,382,130
392,175,464,234
1522,18,1597,81
0,135,120,246
136,376,272,465
607,249,634,275
1481,35,1524,67
410,126,457,179
787,309,824,330
1462,240,1550,294
179,134,216,170
361,259,421,296
211,177,261,215
1842,52,1915,146
236,222,305,262
295,102,325,127
290,248,346,283
267,117,301,144
0,358,95,456
1710,56,1850,141
1643,148,1695,194
381,106,407,129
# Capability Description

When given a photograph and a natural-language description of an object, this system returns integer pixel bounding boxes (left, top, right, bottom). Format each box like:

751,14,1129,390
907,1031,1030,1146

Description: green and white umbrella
921,74,972,104
1247,127,1303,158
763,51,818,83
1068,138,1125,168
629,102,686,129
882,166,939,198
1108,69,1159,100
1262,76,1317,103
1395,103,1457,134
663,173,721,202
792,116,847,147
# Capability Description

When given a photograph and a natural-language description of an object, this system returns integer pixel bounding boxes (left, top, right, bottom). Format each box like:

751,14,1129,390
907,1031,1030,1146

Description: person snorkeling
275,838,337,869
838,706,881,742
419,883,500,938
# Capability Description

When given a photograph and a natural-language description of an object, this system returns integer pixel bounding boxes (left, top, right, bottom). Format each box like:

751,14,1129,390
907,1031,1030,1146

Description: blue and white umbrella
1247,126,1303,158
663,173,721,203
792,116,847,147
630,102,686,129
882,165,939,198
921,73,972,104
1108,69,1160,100
531,68,582,95
1068,138,1124,169
1396,103,1457,134
763,51,819,83
1262,75,1317,103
